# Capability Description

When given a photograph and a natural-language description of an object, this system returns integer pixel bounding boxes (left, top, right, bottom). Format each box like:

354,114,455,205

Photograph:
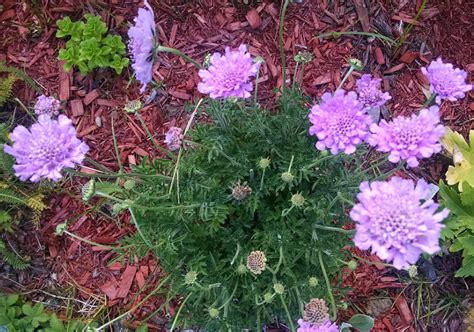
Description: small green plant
0,293,90,331
0,74,18,108
56,15,129,75
439,128,474,277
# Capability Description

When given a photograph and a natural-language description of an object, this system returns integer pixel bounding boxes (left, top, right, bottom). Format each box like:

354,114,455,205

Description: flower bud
208,307,219,318
308,277,319,287
264,292,273,303
273,283,285,295
123,179,136,190
258,157,270,169
281,171,294,183
347,260,358,271
291,193,305,207
237,264,247,275
184,271,198,285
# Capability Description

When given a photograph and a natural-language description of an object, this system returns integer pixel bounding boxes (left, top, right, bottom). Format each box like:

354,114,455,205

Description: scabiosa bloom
246,250,266,275
164,126,182,151
3,115,89,182
368,106,445,167
308,89,371,154
197,44,260,99
421,58,472,104
350,177,449,270
355,74,391,109
34,95,61,116
303,298,330,326
128,0,156,93
297,319,339,332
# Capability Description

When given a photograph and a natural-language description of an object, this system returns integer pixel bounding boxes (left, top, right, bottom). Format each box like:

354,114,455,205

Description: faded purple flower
297,319,339,332
421,58,472,104
355,74,391,109
164,126,182,151
197,44,260,99
128,0,156,93
34,95,61,116
368,106,445,167
308,89,371,155
3,115,89,182
350,177,449,270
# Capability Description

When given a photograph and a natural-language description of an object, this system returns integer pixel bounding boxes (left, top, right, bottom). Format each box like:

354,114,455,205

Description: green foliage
0,74,18,107
92,89,373,329
442,128,474,191
0,293,89,331
56,15,129,75
0,62,42,95
439,181,474,277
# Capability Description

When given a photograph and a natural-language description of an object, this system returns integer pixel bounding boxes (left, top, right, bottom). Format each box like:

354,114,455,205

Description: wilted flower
368,106,445,168
4,115,89,182
303,298,330,326
297,319,339,332
34,95,61,116
231,181,252,201
421,58,472,104
309,90,371,155
355,74,391,109
197,44,260,99
350,177,449,270
128,0,156,93
164,126,183,151
246,250,266,275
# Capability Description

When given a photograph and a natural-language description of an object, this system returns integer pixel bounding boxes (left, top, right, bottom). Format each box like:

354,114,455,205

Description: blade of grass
315,31,396,45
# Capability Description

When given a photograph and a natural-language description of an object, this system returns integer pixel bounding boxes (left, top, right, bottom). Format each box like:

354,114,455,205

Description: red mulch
0,0,472,330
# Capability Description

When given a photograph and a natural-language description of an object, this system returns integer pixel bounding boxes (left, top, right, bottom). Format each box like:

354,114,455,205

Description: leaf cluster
94,90,372,329
56,15,129,75
0,294,90,331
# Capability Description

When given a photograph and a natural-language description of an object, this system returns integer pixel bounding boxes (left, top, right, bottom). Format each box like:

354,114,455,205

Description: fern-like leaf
0,74,18,107
0,240,30,270
0,188,27,206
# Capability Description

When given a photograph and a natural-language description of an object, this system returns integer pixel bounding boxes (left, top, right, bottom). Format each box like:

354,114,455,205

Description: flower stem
312,224,354,235
279,0,291,93
422,93,437,108
62,230,118,250
280,295,296,331
337,66,354,90
135,112,176,159
157,46,202,69
318,251,337,321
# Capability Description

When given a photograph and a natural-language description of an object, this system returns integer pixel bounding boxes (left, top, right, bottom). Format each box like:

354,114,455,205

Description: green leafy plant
56,15,129,75
0,293,90,331
0,74,18,108
85,89,387,329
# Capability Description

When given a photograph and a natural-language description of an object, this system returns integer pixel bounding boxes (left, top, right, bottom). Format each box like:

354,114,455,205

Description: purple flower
297,319,339,332
308,89,371,154
350,177,449,270
34,95,61,116
164,126,183,151
3,115,89,182
421,58,472,104
128,0,156,93
355,74,391,109
197,44,260,99
368,106,445,167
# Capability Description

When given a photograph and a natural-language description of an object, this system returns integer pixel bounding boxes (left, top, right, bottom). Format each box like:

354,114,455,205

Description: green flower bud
264,292,274,303
184,271,198,285
124,100,143,113
294,50,314,64
203,53,212,68
308,276,319,287
123,179,136,190
273,283,285,295
320,150,329,157
281,171,294,183
291,193,305,207
237,264,247,275
258,157,271,169
81,179,95,202
347,260,357,271
208,307,219,318
349,58,364,70
254,56,265,64
340,302,349,310
408,265,418,278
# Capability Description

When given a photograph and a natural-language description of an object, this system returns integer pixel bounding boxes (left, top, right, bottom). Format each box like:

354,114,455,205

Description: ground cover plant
0,0,473,331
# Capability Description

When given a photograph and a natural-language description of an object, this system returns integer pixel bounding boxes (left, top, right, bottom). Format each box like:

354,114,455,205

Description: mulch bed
0,0,472,330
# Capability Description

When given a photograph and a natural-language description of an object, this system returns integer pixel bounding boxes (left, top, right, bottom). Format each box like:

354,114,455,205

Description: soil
0,0,472,330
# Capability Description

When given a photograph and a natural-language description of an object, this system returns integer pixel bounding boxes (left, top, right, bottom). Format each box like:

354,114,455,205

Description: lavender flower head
128,0,156,93
308,89,371,154
356,74,391,109
164,126,183,151
368,106,445,167
421,58,472,104
350,177,449,270
297,319,339,332
3,115,89,182
198,44,260,99
34,95,61,116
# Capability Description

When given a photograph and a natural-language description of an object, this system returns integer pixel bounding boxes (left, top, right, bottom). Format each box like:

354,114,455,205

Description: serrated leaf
446,162,474,192
455,256,474,277
458,235,474,255
441,127,469,155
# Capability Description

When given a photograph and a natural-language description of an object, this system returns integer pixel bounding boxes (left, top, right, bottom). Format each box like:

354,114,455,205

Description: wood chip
312,72,332,86
70,99,84,117
59,71,70,101
246,9,262,29
384,63,406,74
84,89,100,106
395,296,413,324
100,280,118,300
374,47,385,65
399,50,418,64
116,265,137,298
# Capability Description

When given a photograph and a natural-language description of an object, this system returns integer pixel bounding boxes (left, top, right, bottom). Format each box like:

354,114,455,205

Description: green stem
273,246,284,275
135,112,176,160
259,168,266,191
422,93,437,108
337,66,354,90
171,292,192,331
292,62,299,90
336,192,354,206
395,0,427,49
254,64,261,105
299,62,305,86
96,274,171,330
279,0,291,93
313,224,354,235
280,295,295,331
305,155,334,169
157,46,202,69
111,117,123,174
318,251,337,321
129,207,154,249
65,168,172,180
62,230,123,251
